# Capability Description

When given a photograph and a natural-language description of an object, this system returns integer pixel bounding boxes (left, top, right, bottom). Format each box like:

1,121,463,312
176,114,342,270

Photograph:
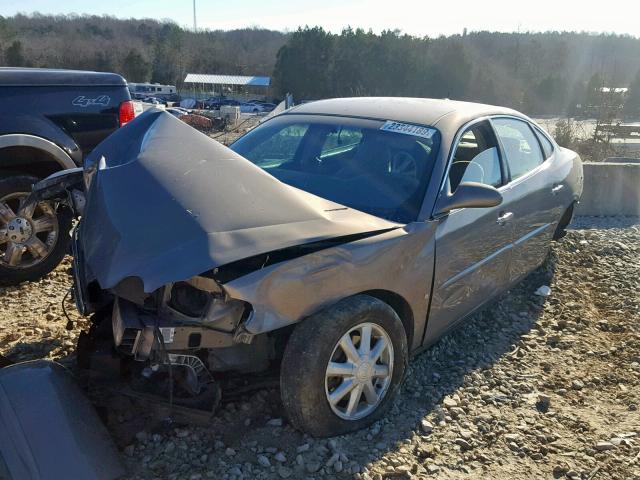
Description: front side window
493,118,544,180
231,115,441,223
449,121,503,192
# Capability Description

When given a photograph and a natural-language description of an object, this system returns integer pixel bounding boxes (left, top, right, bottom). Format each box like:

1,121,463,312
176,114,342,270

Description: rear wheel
553,202,575,240
0,175,72,286
280,295,408,437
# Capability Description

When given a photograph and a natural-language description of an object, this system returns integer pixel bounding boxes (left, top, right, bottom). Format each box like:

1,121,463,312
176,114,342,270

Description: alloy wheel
0,192,59,269
324,322,394,421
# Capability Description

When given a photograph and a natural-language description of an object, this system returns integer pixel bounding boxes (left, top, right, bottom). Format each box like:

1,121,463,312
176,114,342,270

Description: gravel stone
305,460,321,473
277,466,292,478
420,419,434,434
257,454,271,467
594,441,615,451
572,379,585,390
442,397,458,408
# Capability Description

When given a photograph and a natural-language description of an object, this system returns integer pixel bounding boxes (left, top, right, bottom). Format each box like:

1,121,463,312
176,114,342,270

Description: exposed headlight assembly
168,281,211,318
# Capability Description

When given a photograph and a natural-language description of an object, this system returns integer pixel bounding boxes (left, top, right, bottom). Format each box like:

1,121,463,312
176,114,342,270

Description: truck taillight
119,100,135,127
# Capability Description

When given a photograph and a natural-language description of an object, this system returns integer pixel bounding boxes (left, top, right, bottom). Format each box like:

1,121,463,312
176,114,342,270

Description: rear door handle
497,211,513,225
551,184,564,195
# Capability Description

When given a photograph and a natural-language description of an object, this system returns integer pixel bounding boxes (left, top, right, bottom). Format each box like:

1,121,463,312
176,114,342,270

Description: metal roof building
184,74,271,87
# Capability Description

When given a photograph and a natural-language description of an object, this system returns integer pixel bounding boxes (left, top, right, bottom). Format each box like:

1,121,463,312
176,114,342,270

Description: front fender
223,222,437,352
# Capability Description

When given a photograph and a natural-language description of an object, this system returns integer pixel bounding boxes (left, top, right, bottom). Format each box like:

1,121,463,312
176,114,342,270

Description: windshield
230,114,441,223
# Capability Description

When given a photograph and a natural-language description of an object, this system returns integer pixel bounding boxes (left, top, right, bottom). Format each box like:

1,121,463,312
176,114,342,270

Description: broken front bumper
111,297,240,361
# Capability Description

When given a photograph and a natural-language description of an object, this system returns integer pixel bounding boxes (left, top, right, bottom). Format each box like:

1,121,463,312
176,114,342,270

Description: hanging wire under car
154,325,174,409
61,287,74,330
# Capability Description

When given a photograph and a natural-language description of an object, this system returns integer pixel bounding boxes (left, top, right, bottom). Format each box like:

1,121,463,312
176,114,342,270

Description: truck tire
0,175,72,286
280,295,408,437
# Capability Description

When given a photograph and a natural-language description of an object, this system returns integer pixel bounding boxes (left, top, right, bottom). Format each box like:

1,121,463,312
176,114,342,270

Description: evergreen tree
5,40,26,66
273,27,334,99
623,70,640,120
121,48,151,82
585,73,604,107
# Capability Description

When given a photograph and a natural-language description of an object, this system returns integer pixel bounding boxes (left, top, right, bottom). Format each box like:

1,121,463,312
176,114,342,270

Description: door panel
423,120,514,344
502,167,556,282
425,204,514,342
492,118,563,282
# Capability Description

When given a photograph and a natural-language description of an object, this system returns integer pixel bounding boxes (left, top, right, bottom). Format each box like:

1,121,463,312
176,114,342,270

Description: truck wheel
0,175,72,286
280,295,408,437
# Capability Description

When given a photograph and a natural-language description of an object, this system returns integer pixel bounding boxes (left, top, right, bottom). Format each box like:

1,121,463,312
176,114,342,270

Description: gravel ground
0,217,638,479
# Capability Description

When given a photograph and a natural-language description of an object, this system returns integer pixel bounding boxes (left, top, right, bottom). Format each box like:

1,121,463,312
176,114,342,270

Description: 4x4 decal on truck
72,95,111,107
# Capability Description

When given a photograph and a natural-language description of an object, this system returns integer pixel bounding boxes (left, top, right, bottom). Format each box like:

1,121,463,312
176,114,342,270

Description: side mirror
435,181,503,215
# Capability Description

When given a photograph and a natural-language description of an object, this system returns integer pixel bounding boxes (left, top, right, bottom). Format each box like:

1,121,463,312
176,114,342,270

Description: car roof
284,97,521,129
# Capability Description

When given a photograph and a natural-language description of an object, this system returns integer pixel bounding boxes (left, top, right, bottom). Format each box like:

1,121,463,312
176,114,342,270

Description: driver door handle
496,211,514,225
551,184,564,195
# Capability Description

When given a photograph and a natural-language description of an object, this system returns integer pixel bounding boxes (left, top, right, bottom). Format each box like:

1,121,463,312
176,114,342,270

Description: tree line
274,27,640,117
1,14,640,117
0,13,285,87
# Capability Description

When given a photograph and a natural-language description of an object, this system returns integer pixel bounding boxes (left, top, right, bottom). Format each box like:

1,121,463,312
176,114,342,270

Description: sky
0,0,639,37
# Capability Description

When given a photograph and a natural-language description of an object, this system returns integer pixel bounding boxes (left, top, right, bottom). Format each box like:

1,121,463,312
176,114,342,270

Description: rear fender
0,132,79,168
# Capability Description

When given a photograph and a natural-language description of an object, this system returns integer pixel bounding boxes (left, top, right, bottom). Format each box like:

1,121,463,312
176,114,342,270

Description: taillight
119,100,135,127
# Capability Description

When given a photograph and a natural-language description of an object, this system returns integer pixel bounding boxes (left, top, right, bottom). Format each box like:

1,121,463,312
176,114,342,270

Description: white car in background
240,102,266,113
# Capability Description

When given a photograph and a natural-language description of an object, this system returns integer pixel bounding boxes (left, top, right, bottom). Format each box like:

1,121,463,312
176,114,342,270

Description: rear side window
493,118,544,180
534,128,554,159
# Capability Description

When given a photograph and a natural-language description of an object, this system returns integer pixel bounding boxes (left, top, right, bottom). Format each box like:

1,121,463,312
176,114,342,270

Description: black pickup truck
0,68,134,286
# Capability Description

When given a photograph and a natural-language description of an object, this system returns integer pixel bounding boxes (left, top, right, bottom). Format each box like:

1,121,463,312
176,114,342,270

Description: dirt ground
0,216,638,480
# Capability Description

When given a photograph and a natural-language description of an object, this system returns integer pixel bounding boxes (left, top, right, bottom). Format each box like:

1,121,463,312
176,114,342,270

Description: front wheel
0,175,73,286
280,295,408,437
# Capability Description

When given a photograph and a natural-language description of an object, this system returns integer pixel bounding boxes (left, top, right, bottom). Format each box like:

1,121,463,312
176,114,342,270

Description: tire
553,202,575,240
280,294,408,437
0,175,73,286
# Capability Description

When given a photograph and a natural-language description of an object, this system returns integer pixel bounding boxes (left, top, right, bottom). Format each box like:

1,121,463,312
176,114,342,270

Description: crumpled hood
80,110,398,292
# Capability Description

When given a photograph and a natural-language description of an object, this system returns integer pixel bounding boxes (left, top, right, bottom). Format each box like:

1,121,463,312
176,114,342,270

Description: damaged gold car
37,98,582,437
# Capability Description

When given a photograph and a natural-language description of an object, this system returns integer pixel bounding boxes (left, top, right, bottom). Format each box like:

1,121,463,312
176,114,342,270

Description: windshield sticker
380,120,435,139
